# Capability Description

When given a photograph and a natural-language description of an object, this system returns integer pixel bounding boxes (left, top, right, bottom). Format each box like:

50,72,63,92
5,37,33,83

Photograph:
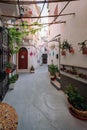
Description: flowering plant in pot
65,84,87,120
69,45,74,54
78,40,87,55
9,74,19,89
5,63,12,73
48,64,58,80
60,40,70,56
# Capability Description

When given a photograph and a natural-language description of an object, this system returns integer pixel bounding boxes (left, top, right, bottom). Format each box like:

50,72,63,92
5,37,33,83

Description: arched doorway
18,47,28,69
42,54,47,64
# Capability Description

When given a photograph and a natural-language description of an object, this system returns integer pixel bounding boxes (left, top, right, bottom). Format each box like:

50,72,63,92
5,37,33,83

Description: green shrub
48,64,59,76
65,84,87,111
30,65,35,71
9,74,19,84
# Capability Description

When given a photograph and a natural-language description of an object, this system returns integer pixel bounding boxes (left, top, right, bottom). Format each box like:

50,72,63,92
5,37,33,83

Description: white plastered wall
48,3,61,66
17,45,42,73
60,0,87,68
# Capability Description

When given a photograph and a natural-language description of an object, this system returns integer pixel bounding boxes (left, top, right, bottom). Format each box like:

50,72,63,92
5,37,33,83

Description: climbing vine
8,21,42,55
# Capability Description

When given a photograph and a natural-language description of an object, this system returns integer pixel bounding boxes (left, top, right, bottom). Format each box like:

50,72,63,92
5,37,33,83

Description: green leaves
8,27,28,55
65,84,87,111
60,40,71,50
8,20,43,55
9,74,19,84
48,64,59,76
78,40,87,51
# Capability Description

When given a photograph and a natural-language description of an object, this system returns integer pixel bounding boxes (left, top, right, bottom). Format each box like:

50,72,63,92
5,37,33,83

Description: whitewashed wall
48,3,61,41
48,3,61,66
60,0,87,68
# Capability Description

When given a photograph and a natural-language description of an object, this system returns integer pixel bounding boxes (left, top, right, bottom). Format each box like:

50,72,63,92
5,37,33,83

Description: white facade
17,45,42,73
47,2,61,66
48,0,87,69
60,0,87,68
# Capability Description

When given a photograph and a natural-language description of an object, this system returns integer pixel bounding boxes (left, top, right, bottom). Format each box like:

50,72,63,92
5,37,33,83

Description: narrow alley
3,65,87,130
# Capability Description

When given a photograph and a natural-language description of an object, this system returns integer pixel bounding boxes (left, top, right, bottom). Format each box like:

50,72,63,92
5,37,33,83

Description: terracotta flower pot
82,47,87,55
69,48,74,53
61,50,66,56
50,75,56,80
69,103,87,120
5,68,12,73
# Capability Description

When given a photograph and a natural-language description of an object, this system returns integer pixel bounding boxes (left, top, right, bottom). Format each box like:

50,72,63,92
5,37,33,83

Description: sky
38,3,48,23
38,3,48,37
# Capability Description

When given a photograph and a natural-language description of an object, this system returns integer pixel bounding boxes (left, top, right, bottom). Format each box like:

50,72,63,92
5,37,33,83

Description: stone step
51,79,61,90
56,76,60,83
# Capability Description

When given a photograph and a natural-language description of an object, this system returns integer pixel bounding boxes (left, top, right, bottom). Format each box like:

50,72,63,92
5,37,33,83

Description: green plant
60,40,71,50
72,67,77,75
78,40,87,51
49,64,58,76
6,62,12,69
55,66,59,73
8,27,28,55
9,74,19,84
8,21,42,55
65,84,87,111
30,65,35,71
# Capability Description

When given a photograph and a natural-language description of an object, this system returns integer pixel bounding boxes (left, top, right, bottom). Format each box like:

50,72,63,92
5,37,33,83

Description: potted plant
71,66,77,75
60,40,70,56
78,73,87,79
61,50,66,56
9,74,19,89
69,46,74,54
30,65,35,73
78,40,87,55
48,64,57,80
65,84,87,120
5,63,12,73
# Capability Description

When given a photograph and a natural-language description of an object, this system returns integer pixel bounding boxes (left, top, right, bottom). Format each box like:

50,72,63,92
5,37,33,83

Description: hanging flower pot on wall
61,50,66,56
60,40,71,56
5,63,12,74
69,47,74,54
78,40,87,55
82,47,87,55
5,68,12,74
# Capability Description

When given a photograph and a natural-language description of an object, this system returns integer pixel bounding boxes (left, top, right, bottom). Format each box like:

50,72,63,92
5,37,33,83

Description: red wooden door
18,47,28,69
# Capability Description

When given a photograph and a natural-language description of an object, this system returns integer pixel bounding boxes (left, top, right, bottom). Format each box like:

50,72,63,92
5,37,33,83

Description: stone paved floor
3,65,87,130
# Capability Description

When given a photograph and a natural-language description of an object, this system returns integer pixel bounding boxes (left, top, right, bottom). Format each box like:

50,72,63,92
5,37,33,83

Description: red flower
5,68,11,73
